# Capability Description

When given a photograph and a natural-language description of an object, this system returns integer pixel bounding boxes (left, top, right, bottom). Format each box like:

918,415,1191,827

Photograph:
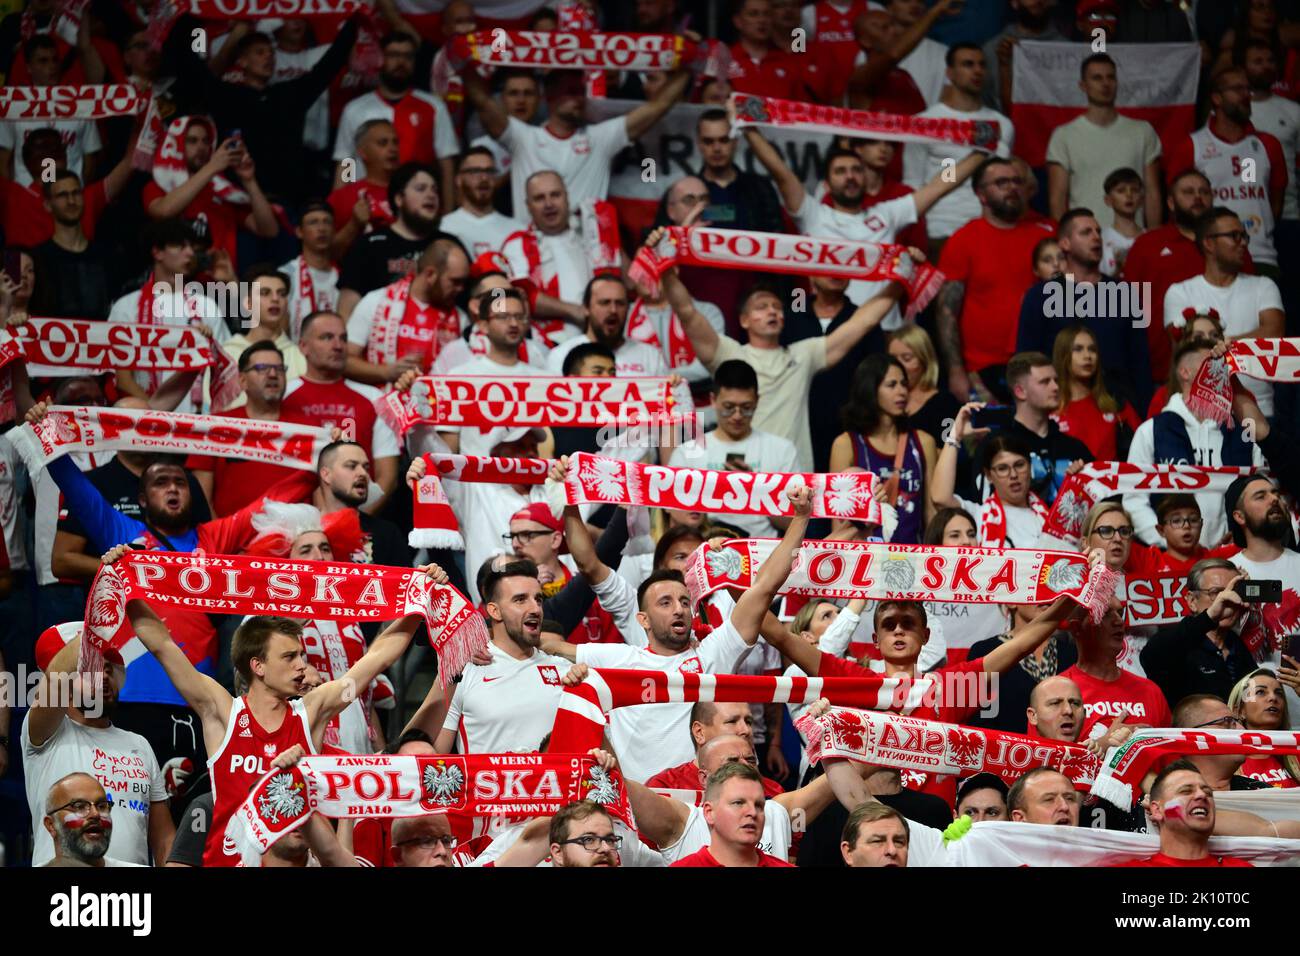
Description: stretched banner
1010,41,1199,167
563,451,887,524
0,85,148,120
435,30,724,79
1122,573,1191,629
226,752,632,866
80,551,487,684
6,405,330,475
0,318,222,378
377,375,688,434
684,539,1119,620
425,453,551,485
729,92,1000,151
796,706,1100,789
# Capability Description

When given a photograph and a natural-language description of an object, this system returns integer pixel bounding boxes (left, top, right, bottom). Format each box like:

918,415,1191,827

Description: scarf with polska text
628,226,943,321
0,84,148,119
425,453,551,485
365,274,461,369
0,317,227,378
1187,338,1300,426
729,92,1001,152
1041,462,1260,546
548,668,938,754
226,754,632,866
1091,727,1300,809
683,538,1119,621
146,0,367,48
563,452,887,524
375,374,688,436
79,551,487,686
796,706,1100,789
6,405,330,476
134,277,240,410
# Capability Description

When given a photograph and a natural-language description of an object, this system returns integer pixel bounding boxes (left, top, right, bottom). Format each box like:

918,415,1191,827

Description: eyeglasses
244,363,286,374
560,834,623,851
1207,230,1249,244
989,460,1029,478
1092,525,1134,540
717,403,757,418
503,529,551,544
1163,516,1203,529
1195,715,1246,730
49,798,113,816
395,834,458,850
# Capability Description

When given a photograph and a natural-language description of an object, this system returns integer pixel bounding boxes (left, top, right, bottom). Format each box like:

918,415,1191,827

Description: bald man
646,701,785,797
390,814,458,867
500,171,596,333
42,772,144,867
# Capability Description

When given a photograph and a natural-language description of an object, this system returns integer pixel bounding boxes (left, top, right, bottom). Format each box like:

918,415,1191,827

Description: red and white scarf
563,451,886,524
293,255,338,337
377,375,685,435
1122,573,1192,629
628,226,943,321
683,538,1120,621
152,115,250,206
1041,463,1259,546
548,667,937,753
146,0,365,48
226,752,631,866
425,453,551,485
7,405,330,476
1187,338,1300,426
0,84,148,119
0,317,224,378
796,706,1100,789
19,0,84,43
81,550,487,686
625,299,696,369
365,274,461,368
1091,727,1300,809
979,490,1048,549
729,92,1001,151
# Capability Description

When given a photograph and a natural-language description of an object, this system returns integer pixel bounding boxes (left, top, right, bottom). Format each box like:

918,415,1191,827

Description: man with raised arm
99,544,444,867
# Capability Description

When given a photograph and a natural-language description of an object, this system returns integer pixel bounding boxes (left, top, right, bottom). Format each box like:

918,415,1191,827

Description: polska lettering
1,319,217,376
0,85,147,120
463,30,684,71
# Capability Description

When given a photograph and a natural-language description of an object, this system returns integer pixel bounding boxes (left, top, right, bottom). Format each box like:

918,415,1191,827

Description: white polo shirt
442,641,574,754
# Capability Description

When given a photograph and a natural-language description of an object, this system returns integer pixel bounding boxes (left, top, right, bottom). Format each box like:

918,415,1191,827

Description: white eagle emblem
584,765,621,807
579,457,625,501
409,379,434,421
256,773,306,824
705,546,744,581
35,411,80,454
422,762,465,806
880,556,915,592
823,473,872,517
1054,489,1088,536
1045,558,1086,594
86,569,124,643
1201,356,1231,394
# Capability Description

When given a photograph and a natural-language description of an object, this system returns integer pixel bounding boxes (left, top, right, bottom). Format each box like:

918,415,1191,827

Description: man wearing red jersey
1115,761,1253,867
103,543,443,867
646,701,784,797
328,119,400,260
727,0,802,101
669,762,795,867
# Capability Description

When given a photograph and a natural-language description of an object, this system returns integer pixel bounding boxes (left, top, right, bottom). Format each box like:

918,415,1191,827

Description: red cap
471,251,509,278
509,502,562,534
35,623,123,671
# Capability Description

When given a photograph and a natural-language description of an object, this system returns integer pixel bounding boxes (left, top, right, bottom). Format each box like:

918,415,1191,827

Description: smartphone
970,405,1012,430
1233,579,1283,604
227,129,242,150
1283,634,1300,663
1,249,21,286
725,453,747,469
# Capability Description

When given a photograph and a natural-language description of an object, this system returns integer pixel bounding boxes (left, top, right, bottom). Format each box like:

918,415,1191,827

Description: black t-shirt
796,770,954,867
998,418,1094,503
338,227,457,296
59,456,210,538
31,240,113,319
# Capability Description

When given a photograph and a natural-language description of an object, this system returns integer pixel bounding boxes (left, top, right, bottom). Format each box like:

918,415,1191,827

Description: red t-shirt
1055,396,1141,463
728,44,803,100
1238,755,1299,789
1060,664,1173,740
1113,851,1253,868
808,0,871,102
328,180,395,234
1,178,107,248
184,407,317,517
646,760,785,797
281,376,383,467
1125,542,1239,578
142,178,247,267
669,846,794,867
939,217,1058,370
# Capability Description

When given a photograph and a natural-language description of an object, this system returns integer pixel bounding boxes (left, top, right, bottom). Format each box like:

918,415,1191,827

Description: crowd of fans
3,0,1300,870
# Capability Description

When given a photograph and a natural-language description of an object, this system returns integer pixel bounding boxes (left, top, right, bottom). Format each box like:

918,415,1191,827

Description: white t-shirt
278,256,339,339
898,37,950,106
442,642,574,753
902,103,1013,239
575,615,755,782
0,117,100,187
500,226,592,305
793,191,917,323
332,90,460,178
433,332,551,374
546,336,668,378
499,115,630,217
1164,273,1284,416
668,428,800,536
438,207,523,260
0,437,28,572
22,714,166,867
1046,113,1162,227
107,288,229,415
344,286,465,360
658,799,793,863
1100,227,1137,277
1250,94,1300,221
957,495,1044,549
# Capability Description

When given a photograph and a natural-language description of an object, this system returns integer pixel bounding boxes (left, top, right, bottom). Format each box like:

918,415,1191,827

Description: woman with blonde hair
886,323,960,444
1229,669,1300,788
1052,324,1139,461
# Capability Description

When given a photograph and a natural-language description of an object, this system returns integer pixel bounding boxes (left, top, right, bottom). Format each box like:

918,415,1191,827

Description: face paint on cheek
62,813,89,830
1161,797,1186,821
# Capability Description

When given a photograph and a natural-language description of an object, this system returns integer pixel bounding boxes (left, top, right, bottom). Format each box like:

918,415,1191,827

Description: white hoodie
1124,393,1264,548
